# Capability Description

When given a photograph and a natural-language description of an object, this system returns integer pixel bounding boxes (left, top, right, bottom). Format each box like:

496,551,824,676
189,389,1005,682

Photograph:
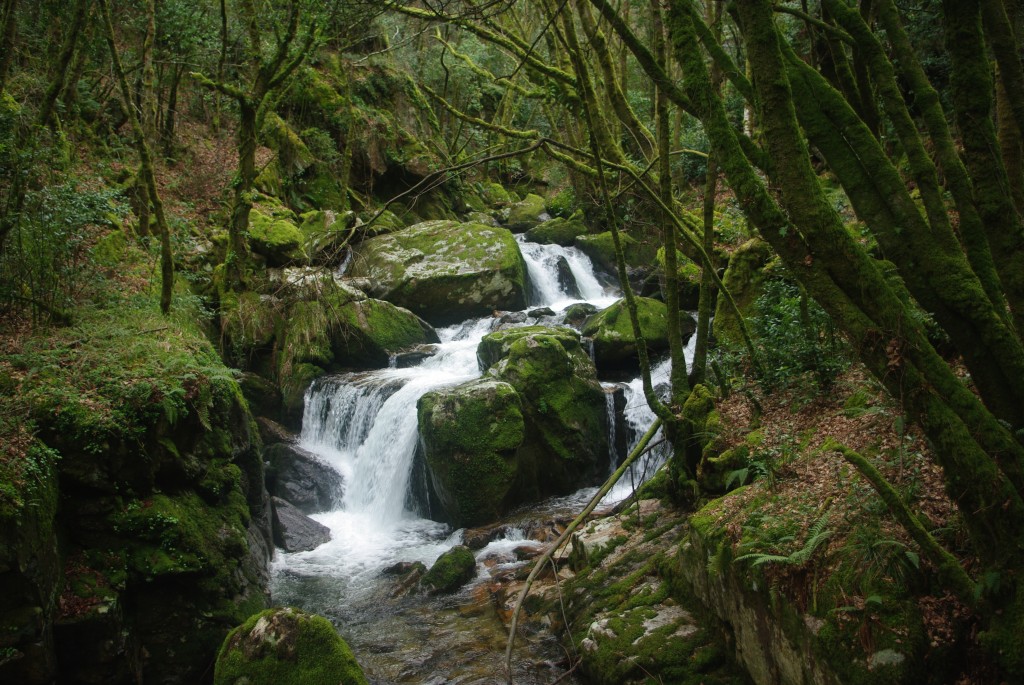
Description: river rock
264,442,342,514
499,310,528,325
214,607,368,685
256,417,295,445
271,497,331,552
422,546,477,594
581,297,696,371
525,215,588,246
347,220,529,325
418,379,525,527
505,193,547,231
555,255,582,299
489,327,609,494
477,325,579,372
248,206,305,266
528,307,555,318
561,302,598,327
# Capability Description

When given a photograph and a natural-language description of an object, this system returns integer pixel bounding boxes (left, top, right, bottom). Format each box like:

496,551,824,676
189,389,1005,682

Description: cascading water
272,235,690,682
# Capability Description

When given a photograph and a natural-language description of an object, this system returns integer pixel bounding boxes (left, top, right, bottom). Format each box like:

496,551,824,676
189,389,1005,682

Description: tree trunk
37,0,89,127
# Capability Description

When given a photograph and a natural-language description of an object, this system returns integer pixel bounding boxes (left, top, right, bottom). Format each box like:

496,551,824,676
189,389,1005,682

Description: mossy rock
298,210,356,264
505,193,547,231
490,328,608,494
249,208,305,267
545,187,576,218
418,379,525,527
581,297,695,371
477,325,580,372
332,298,439,368
421,545,477,594
347,220,529,325
215,607,367,685
525,214,588,246
713,238,774,346
574,231,642,274
479,182,513,208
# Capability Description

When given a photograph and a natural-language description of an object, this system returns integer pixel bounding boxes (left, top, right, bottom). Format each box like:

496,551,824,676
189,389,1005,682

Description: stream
270,236,681,684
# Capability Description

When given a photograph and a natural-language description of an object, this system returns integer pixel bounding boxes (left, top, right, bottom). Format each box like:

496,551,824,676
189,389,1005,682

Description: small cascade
516,235,614,309
604,386,618,475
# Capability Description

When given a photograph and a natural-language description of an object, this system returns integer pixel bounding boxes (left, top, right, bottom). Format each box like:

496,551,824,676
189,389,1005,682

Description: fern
736,511,833,569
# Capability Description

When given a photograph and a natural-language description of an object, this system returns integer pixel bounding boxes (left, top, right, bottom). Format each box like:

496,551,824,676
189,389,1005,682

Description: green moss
524,215,588,246
545,187,576,218
421,545,477,594
418,379,525,526
574,231,642,273
581,297,671,369
506,193,547,230
248,209,305,267
479,182,512,207
215,607,367,685
713,238,774,346
477,325,580,371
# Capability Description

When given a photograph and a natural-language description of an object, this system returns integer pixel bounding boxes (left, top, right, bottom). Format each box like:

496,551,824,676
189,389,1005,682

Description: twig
504,418,663,684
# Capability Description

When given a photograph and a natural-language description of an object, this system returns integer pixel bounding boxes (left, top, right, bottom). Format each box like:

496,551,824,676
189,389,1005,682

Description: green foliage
736,510,833,570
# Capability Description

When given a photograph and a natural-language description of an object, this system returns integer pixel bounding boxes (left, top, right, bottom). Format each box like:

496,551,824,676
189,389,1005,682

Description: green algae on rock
582,297,695,371
215,607,368,685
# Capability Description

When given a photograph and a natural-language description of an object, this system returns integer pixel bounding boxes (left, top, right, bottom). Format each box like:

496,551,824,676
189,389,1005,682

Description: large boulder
264,443,342,514
347,220,529,325
418,379,525,527
525,214,588,246
574,231,642,275
248,207,305,266
271,497,331,552
487,327,609,494
215,607,367,685
581,297,696,371
476,325,580,372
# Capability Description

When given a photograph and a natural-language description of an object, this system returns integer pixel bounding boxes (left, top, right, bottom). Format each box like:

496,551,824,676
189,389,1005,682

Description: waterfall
515,235,615,309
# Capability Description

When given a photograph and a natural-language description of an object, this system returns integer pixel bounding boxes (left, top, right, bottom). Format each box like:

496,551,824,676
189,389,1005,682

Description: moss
477,325,580,371
418,379,525,526
91,230,128,269
581,296,671,370
713,239,775,349
506,193,548,230
492,329,608,491
479,182,513,207
421,545,477,594
347,220,528,325
574,231,642,274
524,215,588,246
248,209,305,267
215,607,367,685
545,187,576,218
332,298,437,367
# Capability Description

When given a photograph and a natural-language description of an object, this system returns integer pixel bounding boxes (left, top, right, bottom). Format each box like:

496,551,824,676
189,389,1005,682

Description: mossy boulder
215,607,367,685
421,546,477,594
477,325,579,372
298,210,357,265
656,247,703,310
505,193,547,231
347,220,529,325
479,182,513,208
581,297,695,371
525,214,588,246
574,231,642,275
249,208,305,267
418,379,525,527
488,327,609,493
713,238,774,346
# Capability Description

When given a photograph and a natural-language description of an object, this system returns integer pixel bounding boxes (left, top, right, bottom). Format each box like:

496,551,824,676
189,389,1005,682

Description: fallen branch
504,417,663,684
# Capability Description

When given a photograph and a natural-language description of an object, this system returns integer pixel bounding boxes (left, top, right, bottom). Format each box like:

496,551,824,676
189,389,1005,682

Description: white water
274,236,690,604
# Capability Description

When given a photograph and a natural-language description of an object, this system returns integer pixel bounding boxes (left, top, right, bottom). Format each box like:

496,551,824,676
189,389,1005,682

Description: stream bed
270,236,679,683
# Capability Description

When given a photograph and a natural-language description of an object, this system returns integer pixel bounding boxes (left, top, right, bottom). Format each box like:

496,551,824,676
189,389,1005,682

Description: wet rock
271,497,331,552
499,311,528,325
528,307,555,318
264,443,342,514
256,417,295,446
392,344,438,368
555,256,582,299
525,215,588,246
214,607,367,685
239,372,283,419
418,379,525,527
561,302,597,328
422,546,477,594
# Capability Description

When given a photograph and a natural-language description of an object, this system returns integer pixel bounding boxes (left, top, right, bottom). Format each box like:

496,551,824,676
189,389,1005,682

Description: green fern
736,510,833,569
